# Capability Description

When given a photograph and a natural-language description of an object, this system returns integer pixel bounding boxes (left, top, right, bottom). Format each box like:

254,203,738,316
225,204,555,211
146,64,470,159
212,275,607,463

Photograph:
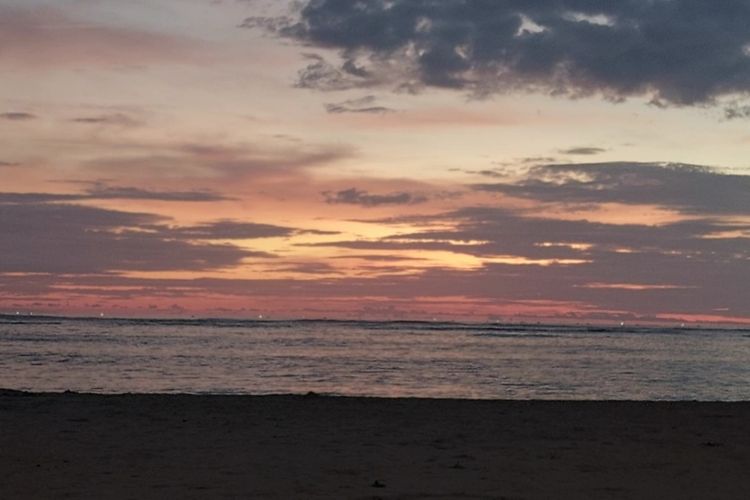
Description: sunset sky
2,0,749,323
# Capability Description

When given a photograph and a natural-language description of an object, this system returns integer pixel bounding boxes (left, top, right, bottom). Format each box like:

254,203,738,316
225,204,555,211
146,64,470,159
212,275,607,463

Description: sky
1,0,749,324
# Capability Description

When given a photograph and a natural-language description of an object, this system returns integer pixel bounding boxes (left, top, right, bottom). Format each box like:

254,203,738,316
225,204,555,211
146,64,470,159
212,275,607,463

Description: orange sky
1,0,749,324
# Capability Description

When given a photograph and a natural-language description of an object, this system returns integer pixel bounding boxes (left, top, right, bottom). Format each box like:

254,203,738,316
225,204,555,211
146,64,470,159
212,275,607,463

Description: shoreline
3,391,750,499
4,313,750,330
3,388,750,403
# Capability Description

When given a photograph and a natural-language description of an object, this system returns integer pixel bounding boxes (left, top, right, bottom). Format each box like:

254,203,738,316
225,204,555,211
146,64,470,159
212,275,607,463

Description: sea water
1,316,749,400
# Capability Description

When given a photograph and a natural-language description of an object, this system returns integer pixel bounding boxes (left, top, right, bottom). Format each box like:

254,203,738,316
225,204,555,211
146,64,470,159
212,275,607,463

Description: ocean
1,315,749,400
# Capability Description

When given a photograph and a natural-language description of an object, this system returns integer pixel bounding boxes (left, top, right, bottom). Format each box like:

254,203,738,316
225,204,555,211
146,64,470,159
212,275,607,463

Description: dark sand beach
1,390,749,499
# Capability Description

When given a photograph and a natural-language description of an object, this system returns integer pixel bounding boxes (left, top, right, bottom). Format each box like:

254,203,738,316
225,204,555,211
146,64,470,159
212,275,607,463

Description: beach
1,391,749,499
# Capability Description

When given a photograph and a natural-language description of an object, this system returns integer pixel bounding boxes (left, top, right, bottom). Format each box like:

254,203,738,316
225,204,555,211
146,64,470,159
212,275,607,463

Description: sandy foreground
1,391,749,499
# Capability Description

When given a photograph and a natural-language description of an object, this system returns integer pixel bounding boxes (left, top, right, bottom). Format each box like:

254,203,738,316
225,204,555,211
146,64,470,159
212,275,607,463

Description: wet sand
1,390,749,499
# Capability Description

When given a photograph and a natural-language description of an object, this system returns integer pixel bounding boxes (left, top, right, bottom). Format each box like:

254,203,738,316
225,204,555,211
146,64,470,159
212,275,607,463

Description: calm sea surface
1,316,749,400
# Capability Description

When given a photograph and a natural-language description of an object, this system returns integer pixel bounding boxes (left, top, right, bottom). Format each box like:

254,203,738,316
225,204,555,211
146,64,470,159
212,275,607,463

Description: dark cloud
323,187,428,207
471,169,506,178
724,103,750,119
298,238,459,252
0,112,36,121
294,52,382,91
70,113,142,127
270,261,337,274
84,185,231,202
474,162,750,215
4,197,747,320
0,186,230,204
329,254,428,262
4,198,749,319
519,156,558,165
0,161,20,167
300,228,341,236
298,204,750,316
239,15,295,31
381,206,750,261
0,195,326,274
0,203,258,274
324,95,394,114
560,147,606,155
165,220,299,240
0,193,80,204
254,0,750,107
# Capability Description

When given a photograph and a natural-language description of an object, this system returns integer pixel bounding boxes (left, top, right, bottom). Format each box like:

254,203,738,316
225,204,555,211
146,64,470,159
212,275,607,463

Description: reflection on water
1,317,749,400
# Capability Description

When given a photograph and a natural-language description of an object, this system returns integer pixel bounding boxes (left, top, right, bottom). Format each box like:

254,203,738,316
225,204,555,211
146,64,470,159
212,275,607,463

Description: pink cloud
0,5,206,69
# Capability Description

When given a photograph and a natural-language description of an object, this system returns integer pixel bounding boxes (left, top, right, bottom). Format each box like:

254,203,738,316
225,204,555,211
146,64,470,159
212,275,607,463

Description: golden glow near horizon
1,0,750,324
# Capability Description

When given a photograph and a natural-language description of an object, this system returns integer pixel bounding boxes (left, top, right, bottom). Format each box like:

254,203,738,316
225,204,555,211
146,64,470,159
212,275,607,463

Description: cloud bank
474,162,750,215
250,0,750,107
0,197,330,274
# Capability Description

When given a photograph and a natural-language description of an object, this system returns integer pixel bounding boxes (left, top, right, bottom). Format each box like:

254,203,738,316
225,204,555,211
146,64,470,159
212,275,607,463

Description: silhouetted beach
2,390,749,499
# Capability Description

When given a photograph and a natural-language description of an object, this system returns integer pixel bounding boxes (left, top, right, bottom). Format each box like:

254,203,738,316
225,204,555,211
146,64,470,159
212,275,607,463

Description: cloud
0,196,314,274
0,161,20,167
83,185,231,202
560,147,606,155
0,202,253,274
254,0,750,107
165,220,300,240
71,113,142,127
0,112,36,121
382,206,750,260
323,187,428,207
86,140,354,180
0,186,230,203
309,202,750,270
4,198,748,318
474,162,750,215
0,193,80,204
292,52,384,91
239,15,295,32
270,261,338,274
298,204,750,316
329,254,428,262
324,95,394,114
518,156,559,165
0,5,204,69
724,103,750,119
